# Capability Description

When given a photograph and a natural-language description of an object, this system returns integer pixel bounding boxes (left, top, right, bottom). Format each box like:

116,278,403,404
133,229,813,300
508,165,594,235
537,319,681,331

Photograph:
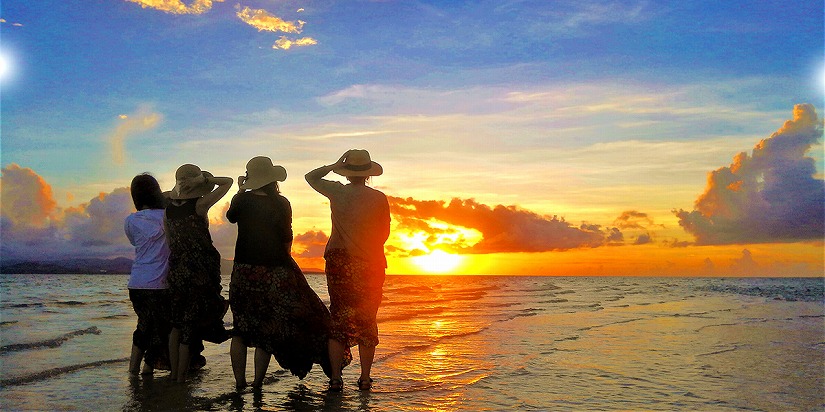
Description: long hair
130,173,166,210
259,181,280,198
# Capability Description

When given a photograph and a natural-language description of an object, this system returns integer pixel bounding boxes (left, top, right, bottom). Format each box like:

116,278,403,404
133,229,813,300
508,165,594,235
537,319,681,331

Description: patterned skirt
129,289,171,370
168,266,229,346
324,249,386,348
229,260,349,379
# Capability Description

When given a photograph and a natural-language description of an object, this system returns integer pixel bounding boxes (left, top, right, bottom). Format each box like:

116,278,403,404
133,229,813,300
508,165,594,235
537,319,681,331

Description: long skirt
129,289,171,370
324,249,385,349
229,260,348,379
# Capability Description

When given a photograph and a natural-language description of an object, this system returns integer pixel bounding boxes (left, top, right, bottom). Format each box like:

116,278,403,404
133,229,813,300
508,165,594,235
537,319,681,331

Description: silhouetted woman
124,173,171,376
227,156,338,390
165,164,232,382
305,149,390,392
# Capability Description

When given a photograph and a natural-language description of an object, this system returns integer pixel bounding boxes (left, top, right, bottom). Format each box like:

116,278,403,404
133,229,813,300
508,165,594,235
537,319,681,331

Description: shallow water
1,274,823,411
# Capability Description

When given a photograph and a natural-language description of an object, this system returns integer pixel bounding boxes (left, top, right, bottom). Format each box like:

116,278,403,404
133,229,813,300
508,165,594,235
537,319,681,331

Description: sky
1,0,823,276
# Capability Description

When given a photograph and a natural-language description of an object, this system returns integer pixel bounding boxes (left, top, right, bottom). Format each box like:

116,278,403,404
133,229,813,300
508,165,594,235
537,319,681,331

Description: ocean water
0,274,823,411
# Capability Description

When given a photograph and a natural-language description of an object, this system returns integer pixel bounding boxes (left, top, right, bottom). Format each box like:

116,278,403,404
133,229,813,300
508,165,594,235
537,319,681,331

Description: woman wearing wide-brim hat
305,149,391,392
165,163,233,383
226,156,345,389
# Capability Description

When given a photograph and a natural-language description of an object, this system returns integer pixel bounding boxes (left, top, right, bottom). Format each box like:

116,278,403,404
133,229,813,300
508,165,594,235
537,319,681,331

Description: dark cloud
293,230,329,258
613,210,660,230
388,196,621,253
675,104,824,244
633,233,653,245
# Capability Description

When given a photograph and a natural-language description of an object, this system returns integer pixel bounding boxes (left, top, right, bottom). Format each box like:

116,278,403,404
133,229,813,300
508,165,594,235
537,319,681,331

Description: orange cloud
273,36,318,50
127,0,222,15
675,104,824,244
236,6,304,33
0,164,57,227
389,196,621,254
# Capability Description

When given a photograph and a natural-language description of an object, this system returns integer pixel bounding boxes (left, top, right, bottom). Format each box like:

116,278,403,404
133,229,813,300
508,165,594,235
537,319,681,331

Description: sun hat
170,164,216,199
333,149,383,177
239,156,287,191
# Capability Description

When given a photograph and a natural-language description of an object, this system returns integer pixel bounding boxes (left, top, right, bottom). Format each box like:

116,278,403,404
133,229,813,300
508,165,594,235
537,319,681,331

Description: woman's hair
259,181,280,198
130,173,166,210
347,176,369,185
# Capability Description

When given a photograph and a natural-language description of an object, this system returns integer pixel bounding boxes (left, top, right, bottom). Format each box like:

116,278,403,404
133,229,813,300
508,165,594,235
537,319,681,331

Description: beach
1,274,823,411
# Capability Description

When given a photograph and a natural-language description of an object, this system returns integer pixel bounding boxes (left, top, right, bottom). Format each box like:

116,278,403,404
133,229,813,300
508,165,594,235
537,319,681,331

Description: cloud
1,166,135,260
236,6,304,33
613,210,658,230
293,230,329,258
273,36,318,50
233,5,316,51
62,189,134,247
127,0,222,14
0,164,58,227
388,196,620,253
633,233,653,245
109,107,163,165
675,104,824,245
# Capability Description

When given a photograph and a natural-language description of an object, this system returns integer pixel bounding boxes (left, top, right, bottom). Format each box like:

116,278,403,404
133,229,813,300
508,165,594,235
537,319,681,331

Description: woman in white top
305,149,390,392
124,173,171,375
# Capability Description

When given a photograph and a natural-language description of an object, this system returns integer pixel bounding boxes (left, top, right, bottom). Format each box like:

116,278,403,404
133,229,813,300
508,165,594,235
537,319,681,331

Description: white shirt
124,209,170,289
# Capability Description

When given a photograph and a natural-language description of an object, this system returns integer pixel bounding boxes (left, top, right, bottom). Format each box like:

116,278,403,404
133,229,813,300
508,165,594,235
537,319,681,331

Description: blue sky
1,1,823,275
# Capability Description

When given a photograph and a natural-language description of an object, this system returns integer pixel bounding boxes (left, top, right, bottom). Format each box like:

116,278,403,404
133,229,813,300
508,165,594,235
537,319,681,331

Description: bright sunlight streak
413,250,463,274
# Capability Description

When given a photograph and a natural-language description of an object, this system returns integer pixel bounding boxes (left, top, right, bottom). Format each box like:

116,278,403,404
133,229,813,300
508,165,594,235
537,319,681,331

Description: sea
0,273,823,411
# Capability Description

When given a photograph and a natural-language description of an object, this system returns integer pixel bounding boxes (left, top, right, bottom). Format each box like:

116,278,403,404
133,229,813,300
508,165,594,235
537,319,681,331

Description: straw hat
239,156,287,191
333,149,383,177
170,164,215,199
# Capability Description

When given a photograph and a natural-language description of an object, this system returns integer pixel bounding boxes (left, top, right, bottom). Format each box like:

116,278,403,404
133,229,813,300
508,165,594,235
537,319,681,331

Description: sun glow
0,51,12,82
413,250,463,274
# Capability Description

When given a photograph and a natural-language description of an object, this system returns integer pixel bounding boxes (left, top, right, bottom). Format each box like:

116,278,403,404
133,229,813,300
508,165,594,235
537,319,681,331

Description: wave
0,357,128,387
0,326,101,353
699,279,825,302
1,302,45,309
54,300,86,306
378,307,446,323
0,320,19,326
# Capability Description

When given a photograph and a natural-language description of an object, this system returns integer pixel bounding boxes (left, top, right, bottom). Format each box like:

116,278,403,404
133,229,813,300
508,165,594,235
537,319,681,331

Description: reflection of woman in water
227,156,340,390
124,173,171,376
165,164,232,382
305,149,390,392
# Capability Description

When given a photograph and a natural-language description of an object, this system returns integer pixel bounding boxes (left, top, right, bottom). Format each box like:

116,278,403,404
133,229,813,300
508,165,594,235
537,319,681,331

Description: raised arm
305,151,349,191
196,175,233,217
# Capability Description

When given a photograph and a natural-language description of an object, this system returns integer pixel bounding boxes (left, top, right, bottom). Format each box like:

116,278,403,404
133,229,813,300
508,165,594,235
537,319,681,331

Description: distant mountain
0,257,323,275
0,257,134,274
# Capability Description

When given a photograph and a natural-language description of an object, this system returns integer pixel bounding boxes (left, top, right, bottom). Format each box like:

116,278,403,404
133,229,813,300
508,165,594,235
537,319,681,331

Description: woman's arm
305,151,349,190
196,175,233,217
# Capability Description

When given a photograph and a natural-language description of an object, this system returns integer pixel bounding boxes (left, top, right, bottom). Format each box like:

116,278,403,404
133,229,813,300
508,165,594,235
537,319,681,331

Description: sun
412,250,463,274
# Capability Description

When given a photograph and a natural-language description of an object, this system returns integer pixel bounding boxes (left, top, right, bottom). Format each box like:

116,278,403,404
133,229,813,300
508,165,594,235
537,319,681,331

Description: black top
226,191,293,267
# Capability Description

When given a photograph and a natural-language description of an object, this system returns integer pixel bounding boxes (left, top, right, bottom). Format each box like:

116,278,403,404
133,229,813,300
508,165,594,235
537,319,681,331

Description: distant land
0,257,134,274
1,257,325,275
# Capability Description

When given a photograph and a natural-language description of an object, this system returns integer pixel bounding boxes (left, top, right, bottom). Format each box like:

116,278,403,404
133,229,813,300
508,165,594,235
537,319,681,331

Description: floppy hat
170,164,216,199
239,156,287,191
333,149,383,177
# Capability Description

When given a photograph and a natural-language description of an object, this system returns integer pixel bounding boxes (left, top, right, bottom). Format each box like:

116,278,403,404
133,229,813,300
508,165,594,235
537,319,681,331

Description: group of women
123,149,390,392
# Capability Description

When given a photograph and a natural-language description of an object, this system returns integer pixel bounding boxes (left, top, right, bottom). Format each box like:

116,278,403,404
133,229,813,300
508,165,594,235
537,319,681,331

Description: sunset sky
1,1,823,276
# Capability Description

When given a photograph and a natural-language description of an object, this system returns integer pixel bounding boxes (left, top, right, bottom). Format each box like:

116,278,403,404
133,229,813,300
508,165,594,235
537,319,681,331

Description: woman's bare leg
230,336,247,389
358,344,376,383
168,328,180,380
252,348,271,388
129,344,144,375
328,339,345,381
176,344,190,383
